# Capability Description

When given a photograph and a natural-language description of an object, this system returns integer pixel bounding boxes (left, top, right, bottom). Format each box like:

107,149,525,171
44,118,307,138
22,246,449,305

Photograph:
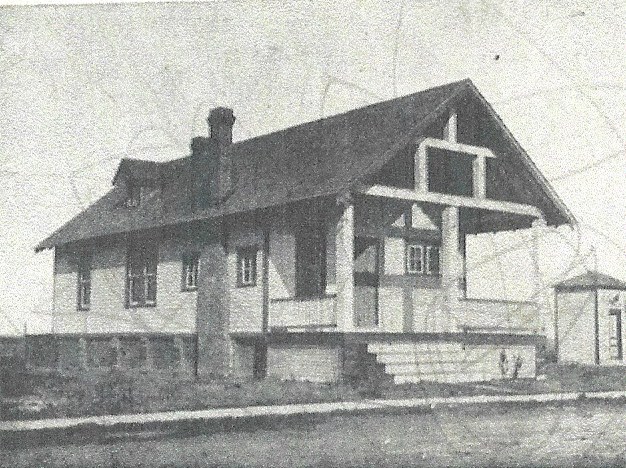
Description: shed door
354,237,379,327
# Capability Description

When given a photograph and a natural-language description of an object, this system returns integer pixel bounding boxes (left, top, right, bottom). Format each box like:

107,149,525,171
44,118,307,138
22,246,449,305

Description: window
406,244,424,274
125,182,142,207
77,253,91,310
126,237,158,307
237,247,258,287
182,252,200,291
406,243,440,275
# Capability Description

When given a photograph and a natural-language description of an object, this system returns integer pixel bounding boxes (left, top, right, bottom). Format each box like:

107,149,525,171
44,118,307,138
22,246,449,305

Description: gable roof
36,78,575,252
555,271,626,292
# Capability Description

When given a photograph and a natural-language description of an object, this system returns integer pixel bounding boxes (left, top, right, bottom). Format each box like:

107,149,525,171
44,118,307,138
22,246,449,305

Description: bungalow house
34,79,575,383
555,271,626,366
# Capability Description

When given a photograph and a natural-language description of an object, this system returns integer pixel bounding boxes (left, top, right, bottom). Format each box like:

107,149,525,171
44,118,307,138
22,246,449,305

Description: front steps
367,341,505,384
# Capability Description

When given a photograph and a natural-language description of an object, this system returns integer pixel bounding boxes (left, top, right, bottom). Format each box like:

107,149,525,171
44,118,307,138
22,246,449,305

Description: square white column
335,196,355,332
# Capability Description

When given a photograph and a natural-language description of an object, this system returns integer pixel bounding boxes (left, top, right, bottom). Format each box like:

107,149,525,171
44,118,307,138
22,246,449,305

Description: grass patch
2,363,625,421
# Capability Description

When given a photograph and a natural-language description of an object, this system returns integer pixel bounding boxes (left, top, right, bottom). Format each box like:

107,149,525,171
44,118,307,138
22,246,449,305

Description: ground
2,363,626,421
1,400,625,467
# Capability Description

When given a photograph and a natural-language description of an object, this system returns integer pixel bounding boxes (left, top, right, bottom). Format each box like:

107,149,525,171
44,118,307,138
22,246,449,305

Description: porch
230,111,552,342
266,294,541,335
260,189,544,337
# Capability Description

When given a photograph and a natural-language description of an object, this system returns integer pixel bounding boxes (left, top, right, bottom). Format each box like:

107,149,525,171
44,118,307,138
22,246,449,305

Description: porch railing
268,295,337,330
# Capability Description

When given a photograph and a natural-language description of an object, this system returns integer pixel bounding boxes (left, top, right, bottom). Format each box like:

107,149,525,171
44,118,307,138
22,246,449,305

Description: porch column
441,206,463,303
336,194,355,331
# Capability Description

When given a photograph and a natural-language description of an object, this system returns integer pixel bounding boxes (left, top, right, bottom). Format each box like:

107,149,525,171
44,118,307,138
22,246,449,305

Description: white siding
228,221,264,333
556,290,596,364
52,237,198,335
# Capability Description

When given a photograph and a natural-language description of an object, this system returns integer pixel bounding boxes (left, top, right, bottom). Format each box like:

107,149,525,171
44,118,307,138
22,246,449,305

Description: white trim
420,137,496,159
361,184,544,220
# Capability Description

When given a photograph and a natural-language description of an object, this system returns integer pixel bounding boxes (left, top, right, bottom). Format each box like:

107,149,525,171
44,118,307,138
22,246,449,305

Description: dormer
112,158,161,208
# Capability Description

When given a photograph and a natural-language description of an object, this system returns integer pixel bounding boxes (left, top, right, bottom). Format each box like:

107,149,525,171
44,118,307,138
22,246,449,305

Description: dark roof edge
554,271,626,292
34,189,118,253
555,284,626,292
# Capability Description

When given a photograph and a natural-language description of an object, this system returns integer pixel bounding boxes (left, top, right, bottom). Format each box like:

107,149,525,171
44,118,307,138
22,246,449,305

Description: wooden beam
473,155,486,199
444,109,458,143
415,144,428,193
361,185,544,219
420,137,496,159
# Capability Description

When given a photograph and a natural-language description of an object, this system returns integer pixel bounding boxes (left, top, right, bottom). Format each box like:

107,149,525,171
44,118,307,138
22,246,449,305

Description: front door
354,237,379,327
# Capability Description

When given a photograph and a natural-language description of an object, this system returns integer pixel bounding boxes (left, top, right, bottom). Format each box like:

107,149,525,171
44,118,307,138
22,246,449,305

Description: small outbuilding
554,271,626,365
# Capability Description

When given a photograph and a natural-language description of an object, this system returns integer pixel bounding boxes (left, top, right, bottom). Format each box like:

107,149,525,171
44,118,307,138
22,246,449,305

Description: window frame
76,252,92,311
406,243,424,275
126,237,158,308
182,252,200,291
236,246,258,288
406,242,440,276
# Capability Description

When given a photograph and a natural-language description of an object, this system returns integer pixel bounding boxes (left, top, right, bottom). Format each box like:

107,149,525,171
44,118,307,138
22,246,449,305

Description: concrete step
374,352,463,365
385,361,475,375
394,372,490,384
383,363,419,375
367,342,462,354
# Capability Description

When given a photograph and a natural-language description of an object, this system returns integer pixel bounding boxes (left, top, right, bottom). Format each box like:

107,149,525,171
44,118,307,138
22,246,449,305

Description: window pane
407,245,423,273
428,246,440,275
238,249,257,286
130,276,145,304
182,253,199,289
146,275,157,303
81,283,91,306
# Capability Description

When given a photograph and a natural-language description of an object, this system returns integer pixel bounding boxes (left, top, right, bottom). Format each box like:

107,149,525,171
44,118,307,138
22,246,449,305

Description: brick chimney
191,107,236,207
209,107,235,201
208,107,235,147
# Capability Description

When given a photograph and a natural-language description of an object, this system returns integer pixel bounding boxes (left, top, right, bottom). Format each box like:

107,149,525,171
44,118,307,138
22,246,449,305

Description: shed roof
36,78,575,252
555,271,626,292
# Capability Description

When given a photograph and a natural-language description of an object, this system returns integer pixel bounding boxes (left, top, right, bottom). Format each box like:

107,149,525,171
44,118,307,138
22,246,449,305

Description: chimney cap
208,107,235,125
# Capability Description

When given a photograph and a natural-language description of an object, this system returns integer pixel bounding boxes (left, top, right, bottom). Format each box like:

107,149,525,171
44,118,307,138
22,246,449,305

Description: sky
0,0,625,335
